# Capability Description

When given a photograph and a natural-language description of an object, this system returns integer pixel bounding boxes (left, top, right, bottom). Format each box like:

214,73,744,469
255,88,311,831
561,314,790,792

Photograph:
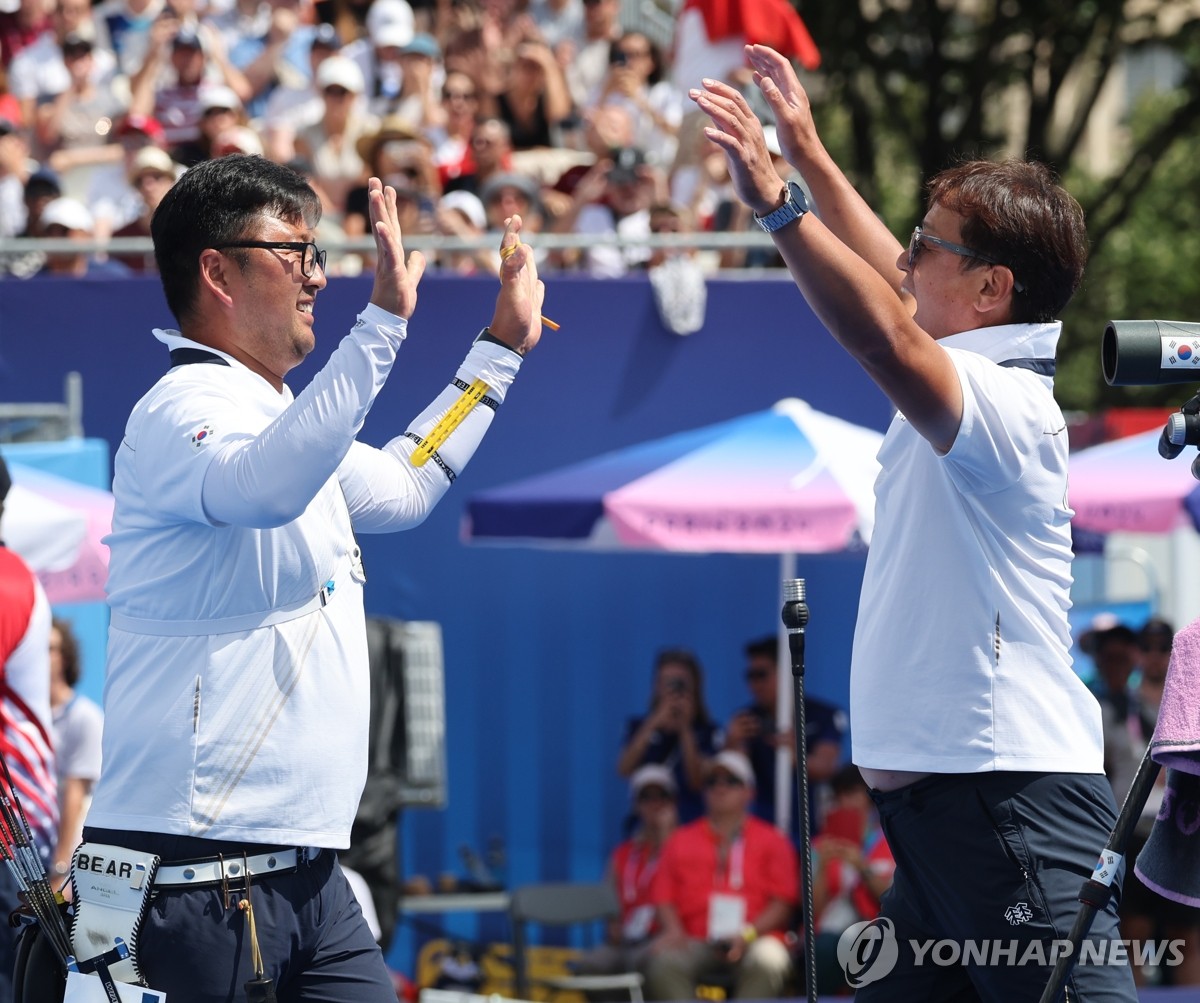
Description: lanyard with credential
622,843,659,904
715,835,745,892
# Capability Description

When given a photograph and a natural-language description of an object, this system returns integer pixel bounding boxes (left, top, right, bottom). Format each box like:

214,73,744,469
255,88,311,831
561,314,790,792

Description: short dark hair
151,155,322,324
52,617,82,688
743,636,777,663
925,159,1088,324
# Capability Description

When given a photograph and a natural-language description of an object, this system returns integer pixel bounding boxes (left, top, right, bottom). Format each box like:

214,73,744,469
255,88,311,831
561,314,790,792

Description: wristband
741,924,757,943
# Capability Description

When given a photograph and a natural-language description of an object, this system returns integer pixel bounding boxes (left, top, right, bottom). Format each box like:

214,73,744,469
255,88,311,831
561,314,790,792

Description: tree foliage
794,0,1200,410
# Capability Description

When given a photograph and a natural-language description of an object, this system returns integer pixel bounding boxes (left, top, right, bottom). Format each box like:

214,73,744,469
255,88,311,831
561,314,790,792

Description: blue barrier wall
0,273,892,965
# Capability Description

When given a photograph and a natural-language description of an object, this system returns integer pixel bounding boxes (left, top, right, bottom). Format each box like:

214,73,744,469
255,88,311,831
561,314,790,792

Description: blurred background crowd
0,0,820,278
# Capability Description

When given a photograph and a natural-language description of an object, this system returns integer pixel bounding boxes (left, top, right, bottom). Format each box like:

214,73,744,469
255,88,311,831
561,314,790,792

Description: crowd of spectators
0,0,784,278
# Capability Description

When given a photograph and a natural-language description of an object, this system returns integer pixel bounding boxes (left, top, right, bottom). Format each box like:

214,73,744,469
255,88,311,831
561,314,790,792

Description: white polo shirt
851,322,1102,775
88,308,520,846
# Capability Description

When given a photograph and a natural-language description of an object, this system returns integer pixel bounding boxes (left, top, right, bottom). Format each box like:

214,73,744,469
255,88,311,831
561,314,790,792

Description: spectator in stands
1082,615,1141,804
617,647,721,824
345,115,437,246
432,189,497,275
1117,616,1200,986
574,764,679,988
667,111,726,232
564,0,620,111
551,143,658,275
588,32,680,167
86,111,167,240
0,455,58,1003
206,0,318,119
528,0,583,55
295,53,376,213
370,31,441,127
479,171,543,235
9,0,117,128
34,33,128,160
168,81,241,166
34,196,132,275
262,22,342,163
443,116,513,196
441,22,505,120
348,0,414,116
640,201,700,270
3,167,61,277
0,116,31,238
48,617,104,879
1,0,52,70
810,765,894,992
93,0,162,76
427,70,478,173
493,36,572,151
644,751,797,1000
724,635,846,838
543,101,633,220
0,63,20,127
128,19,250,150
111,144,178,271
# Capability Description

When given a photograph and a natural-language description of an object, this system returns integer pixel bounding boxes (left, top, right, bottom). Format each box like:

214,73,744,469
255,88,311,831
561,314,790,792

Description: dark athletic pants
852,772,1138,1003
83,828,396,1003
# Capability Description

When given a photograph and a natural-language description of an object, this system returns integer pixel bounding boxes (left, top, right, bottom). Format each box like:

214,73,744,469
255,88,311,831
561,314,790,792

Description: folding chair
509,882,645,1003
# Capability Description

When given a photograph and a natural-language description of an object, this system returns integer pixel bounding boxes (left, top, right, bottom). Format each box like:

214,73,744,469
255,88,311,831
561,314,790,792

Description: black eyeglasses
1141,642,1172,654
908,226,1025,293
745,669,770,682
705,774,744,789
212,240,327,278
636,788,671,803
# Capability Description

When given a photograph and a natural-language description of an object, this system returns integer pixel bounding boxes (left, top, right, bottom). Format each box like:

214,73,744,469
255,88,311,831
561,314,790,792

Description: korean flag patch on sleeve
190,423,215,450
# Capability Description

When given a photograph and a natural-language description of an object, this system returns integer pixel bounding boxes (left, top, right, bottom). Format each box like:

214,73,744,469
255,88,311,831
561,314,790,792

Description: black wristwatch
754,180,810,234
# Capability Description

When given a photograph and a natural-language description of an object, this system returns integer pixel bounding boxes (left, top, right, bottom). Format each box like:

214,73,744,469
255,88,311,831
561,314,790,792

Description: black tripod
1038,746,1161,1002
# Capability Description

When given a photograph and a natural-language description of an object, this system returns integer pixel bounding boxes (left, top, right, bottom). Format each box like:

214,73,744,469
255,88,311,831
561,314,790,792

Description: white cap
439,190,486,230
316,55,365,94
630,764,677,800
128,145,178,182
709,750,755,789
213,126,263,156
41,197,93,233
199,84,241,113
367,0,413,48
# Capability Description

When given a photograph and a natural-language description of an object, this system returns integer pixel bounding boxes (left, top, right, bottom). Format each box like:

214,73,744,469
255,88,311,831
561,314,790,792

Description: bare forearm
792,141,907,299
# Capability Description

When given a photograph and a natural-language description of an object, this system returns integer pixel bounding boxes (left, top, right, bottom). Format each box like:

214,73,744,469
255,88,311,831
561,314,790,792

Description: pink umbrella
465,398,883,553
1069,429,1200,534
4,463,112,603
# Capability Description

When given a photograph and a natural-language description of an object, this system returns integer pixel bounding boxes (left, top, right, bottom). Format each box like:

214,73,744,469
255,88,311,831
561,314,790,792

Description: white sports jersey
89,307,520,846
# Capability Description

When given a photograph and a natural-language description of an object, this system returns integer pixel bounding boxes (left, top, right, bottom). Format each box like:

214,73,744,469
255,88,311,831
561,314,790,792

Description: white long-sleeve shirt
88,306,520,846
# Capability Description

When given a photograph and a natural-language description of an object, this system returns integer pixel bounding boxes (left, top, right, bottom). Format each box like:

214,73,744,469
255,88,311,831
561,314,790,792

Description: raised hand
743,44,819,168
368,176,425,319
688,78,784,216
488,215,544,356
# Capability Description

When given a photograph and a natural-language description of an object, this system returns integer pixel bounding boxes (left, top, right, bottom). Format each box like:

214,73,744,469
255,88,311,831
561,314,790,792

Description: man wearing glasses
645,751,797,1001
81,154,544,1002
691,46,1135,1003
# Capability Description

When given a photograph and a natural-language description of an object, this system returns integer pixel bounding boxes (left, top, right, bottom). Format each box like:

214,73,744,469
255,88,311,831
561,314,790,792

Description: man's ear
974,264,1016,322
197,248,236,309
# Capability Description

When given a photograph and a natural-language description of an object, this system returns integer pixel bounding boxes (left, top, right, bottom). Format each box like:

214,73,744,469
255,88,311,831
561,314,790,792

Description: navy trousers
83,828,396,1003
852,772,1138,1003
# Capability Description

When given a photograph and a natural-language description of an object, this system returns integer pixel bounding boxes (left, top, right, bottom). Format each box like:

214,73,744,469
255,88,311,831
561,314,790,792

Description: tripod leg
1037,747,1159,1003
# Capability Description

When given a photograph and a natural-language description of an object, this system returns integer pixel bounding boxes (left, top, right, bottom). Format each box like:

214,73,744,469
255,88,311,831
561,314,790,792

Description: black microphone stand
781,578,817,1003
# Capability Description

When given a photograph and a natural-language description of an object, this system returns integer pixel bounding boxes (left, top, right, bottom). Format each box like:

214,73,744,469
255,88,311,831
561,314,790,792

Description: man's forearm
789,141,908,299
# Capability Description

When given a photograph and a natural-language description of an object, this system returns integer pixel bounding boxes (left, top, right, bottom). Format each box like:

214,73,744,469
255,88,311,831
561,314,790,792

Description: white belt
154,847,312,886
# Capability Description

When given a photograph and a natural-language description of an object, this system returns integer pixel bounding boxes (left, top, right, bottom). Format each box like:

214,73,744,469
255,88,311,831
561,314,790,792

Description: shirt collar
938,321,1061,365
